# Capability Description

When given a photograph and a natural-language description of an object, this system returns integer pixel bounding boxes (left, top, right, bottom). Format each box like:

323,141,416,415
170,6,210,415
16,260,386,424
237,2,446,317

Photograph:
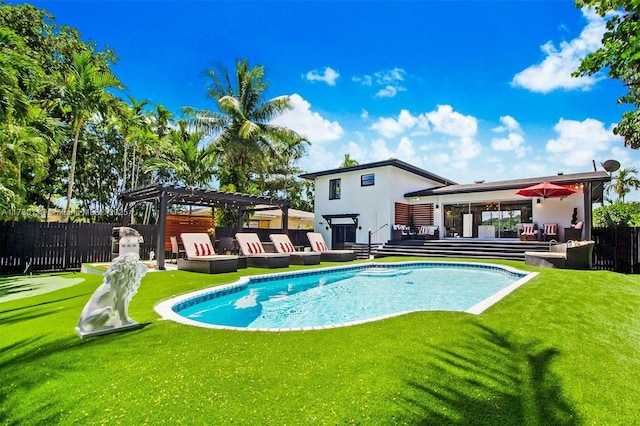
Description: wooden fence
0,222,157,274
0,222,311,274
591,227,640,274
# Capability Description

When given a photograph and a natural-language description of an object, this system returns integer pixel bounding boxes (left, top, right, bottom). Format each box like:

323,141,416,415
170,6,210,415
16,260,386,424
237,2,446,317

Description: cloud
546,117,621,166
272,93,343,143
354,67,407,98
511,8,607,93
304,67,340,86
426,105,477,138
370,109,429,138
491,115,529,158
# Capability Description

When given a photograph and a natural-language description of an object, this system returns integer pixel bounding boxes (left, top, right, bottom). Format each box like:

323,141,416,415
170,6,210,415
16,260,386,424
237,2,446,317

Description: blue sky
26,0,639,194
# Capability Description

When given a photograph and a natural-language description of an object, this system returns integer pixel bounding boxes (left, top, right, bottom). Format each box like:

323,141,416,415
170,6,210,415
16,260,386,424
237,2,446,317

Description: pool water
157,262,535,331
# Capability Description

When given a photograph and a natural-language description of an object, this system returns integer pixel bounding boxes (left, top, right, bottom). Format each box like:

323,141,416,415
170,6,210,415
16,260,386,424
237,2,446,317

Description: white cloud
374,68,406,84
304,67,340,86
360,109,369,120
354,68,407,98
352,75,373,86
426,105,477,138
546,118,621,166
375,85,403,98
491,115,528,158
370,109,429,138
272,93,343,143
511,8,607,93
492,115,521,133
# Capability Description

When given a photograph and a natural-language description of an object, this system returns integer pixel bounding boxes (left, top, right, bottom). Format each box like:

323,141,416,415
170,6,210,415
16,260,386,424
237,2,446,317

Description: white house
300,159,609,248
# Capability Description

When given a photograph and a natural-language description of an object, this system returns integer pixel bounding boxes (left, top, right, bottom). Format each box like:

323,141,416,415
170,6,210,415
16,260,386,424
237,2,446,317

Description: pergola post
584,182,593,240
282,204,289,232
237,207,245,233
156,191,168,270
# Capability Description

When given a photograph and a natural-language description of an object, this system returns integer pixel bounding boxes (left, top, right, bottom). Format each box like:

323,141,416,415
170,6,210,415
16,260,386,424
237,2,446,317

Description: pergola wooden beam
119,184,290,270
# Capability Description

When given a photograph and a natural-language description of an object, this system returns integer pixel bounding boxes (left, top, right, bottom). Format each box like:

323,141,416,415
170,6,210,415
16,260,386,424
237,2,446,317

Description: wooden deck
372,239,551,261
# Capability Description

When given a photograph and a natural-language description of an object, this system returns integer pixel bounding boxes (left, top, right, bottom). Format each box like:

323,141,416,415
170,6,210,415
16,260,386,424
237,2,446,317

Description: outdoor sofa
178,233,239,274
524,240,595,270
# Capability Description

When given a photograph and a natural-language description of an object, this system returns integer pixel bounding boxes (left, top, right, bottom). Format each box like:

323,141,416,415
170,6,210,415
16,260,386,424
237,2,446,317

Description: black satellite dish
601,159,621,173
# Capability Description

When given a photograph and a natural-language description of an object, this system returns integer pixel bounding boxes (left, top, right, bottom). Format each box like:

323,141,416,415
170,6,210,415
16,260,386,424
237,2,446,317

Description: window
361,173,375,187
329,178,341,199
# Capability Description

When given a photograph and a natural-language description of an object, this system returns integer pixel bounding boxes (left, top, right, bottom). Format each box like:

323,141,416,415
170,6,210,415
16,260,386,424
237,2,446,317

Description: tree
574,0,640,148
144,121,218,188
340,153,358,168
53,51,122,221
606,167,640,201
185,59,308,193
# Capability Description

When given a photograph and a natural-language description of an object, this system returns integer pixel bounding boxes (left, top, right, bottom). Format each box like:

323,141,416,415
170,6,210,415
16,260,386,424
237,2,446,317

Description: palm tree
153,104,173,140
607,167,640,202
340,154,358,168
144,121,218,188
53,51,122,221
184,59,308,193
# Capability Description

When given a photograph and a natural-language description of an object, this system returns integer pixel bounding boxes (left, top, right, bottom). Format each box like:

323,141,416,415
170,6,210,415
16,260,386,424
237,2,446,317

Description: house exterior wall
313,165,443,246
414,189,585,241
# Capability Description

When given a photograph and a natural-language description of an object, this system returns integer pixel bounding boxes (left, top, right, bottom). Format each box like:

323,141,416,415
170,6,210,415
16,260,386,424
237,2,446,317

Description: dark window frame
361,173,375,187
329,178,341,200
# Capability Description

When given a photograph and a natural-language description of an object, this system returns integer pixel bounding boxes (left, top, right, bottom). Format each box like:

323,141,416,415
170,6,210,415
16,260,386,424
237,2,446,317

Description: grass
1,257,639,424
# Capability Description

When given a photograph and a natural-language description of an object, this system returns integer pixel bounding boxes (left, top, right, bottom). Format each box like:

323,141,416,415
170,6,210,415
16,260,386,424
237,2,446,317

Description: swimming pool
155,262,537,331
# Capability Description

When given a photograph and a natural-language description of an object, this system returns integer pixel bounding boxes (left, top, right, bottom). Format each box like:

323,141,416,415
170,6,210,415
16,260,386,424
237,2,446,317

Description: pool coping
154,261,538,332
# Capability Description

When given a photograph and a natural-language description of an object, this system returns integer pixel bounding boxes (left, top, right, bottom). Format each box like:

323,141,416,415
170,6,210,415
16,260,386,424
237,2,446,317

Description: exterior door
332,224,356,249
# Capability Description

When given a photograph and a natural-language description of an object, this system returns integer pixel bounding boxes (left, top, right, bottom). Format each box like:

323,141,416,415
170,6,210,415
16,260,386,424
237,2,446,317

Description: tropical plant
574,0,640,148
593,201,640,227
185,59,308,194
340,153,359,168
52,51,122,221
144,120,218,188
606,167,640,202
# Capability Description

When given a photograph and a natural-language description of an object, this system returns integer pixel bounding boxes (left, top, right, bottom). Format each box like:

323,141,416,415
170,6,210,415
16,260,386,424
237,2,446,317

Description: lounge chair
235,233,290,268
518,223,537,241
306,232,356,262
524,240,594,270
269,233,321,265
542,223,558,241
178,233,238,273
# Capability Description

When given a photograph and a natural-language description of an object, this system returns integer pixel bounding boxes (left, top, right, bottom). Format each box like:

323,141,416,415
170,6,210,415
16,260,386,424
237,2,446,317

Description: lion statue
76,252,148,336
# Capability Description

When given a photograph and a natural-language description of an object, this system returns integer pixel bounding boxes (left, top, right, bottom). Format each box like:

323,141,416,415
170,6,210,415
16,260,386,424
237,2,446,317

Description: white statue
76,252,148,338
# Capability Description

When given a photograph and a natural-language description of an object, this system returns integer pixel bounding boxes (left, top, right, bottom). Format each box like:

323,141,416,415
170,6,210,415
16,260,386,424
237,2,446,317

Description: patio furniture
518,223,538,241
414,226,439,240
178,233,238,274
524,240,594,270
235,233,290,268
542,223,558,241
269,233,321,265
306,232,356,262
170,236,185,263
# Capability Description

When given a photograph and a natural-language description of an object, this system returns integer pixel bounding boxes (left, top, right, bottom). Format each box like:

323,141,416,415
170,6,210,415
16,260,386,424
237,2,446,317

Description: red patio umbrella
516,182,575,199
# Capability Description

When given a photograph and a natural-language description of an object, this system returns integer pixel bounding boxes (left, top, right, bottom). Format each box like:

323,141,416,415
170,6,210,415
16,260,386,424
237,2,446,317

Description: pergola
119,184,290,270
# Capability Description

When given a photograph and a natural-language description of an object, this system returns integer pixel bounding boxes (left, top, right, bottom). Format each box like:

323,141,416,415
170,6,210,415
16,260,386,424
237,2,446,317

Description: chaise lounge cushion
178,233,238,273
269,234,321,265
235,233,290,268
306,232,356,262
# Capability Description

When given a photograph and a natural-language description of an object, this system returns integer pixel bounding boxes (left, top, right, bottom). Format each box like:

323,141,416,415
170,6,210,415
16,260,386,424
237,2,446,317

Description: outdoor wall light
536,198,541,204
435,204,440,209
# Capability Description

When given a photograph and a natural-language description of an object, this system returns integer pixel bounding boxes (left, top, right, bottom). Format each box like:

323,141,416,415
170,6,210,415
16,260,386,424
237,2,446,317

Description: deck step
372,240,551,261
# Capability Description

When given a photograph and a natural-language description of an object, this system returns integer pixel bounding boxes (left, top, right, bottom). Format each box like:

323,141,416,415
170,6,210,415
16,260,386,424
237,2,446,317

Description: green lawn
1,258,639,424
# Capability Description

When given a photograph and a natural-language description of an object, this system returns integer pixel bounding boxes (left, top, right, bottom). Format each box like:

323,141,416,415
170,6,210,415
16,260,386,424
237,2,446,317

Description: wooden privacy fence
0,222,157,274
591,227,640,274
0,222,311,274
